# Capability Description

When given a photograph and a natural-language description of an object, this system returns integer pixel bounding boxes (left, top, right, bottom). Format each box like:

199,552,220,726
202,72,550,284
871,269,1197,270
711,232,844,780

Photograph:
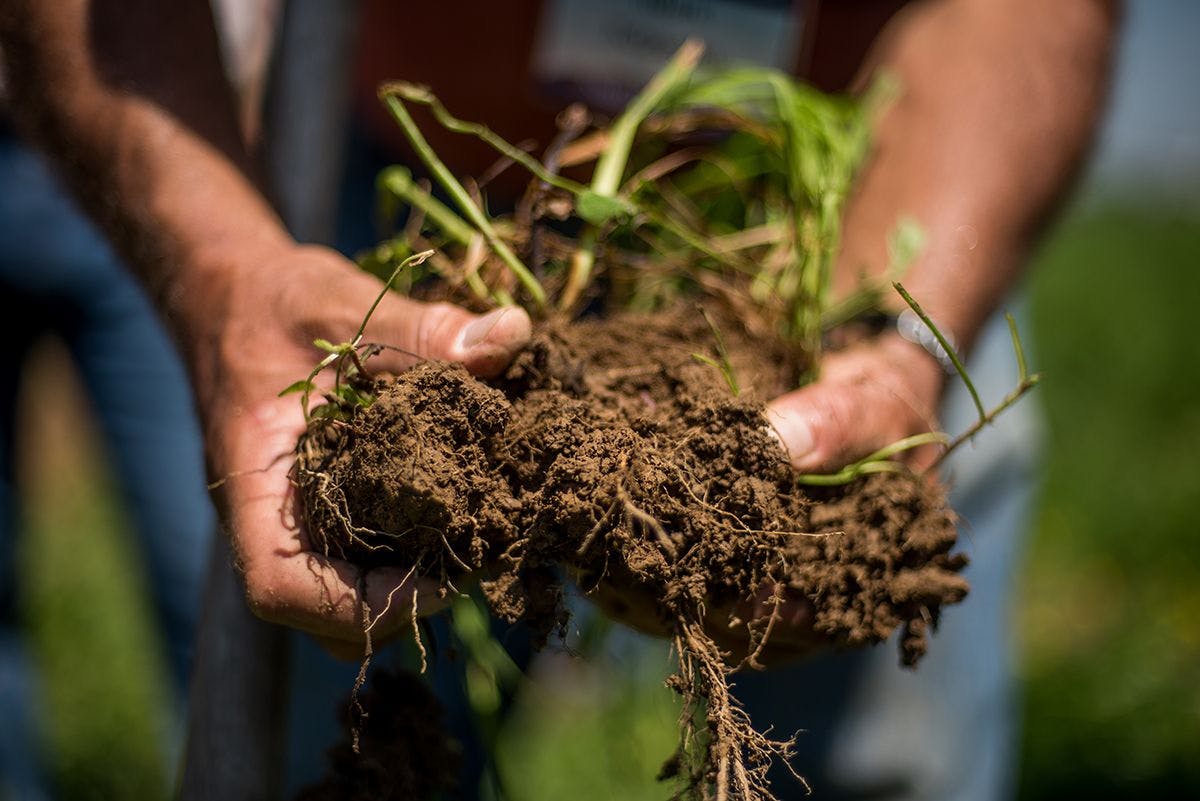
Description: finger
218,395,445,642
767,369,934,474
365,299,532,378
765,381,882,473
281,249,531,377
240,541,446,642
764,337,945,474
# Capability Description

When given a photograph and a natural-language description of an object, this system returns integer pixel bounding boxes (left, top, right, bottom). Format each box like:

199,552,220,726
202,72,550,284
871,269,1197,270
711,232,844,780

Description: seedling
279,249,434,420
692,308,741,396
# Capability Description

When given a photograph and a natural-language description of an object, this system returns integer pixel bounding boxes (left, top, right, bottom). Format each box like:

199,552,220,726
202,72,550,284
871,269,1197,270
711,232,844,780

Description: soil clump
295,305,968,799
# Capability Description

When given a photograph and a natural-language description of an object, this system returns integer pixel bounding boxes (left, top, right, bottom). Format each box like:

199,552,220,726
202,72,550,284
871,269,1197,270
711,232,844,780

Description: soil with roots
295,306,969,801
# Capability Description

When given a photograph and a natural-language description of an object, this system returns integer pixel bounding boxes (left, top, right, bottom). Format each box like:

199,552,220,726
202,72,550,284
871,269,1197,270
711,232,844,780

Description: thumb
765,337,947,474
765,383,879,474
367,299,532,378
768,383,844,472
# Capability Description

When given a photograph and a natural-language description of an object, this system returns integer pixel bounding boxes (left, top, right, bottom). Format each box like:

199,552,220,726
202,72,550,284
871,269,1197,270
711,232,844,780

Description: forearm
837,0,1119,351
0,0,291,343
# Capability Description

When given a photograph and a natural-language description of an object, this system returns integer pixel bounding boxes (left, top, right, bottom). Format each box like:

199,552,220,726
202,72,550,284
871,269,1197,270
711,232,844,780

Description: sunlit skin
0,0,1117,655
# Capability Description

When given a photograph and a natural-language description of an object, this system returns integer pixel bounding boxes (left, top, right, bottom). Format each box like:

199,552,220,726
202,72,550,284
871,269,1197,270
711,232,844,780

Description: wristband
895,308,960,375
832,310,961,375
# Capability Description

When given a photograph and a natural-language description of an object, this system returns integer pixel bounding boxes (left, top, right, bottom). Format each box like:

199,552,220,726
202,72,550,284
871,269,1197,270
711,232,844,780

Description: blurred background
9,1,1199,799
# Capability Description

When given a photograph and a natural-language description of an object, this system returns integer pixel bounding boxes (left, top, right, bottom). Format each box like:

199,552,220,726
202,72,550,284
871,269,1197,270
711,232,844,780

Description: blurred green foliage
496,649,679,801
14,205,1199,800
1018,205,1200,800
17,414,172,801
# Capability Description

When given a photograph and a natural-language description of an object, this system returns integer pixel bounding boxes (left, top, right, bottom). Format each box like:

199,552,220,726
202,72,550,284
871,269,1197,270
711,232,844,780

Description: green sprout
795,284,1041,485
795,432,951,485
691,308,740,396
279,249,435,421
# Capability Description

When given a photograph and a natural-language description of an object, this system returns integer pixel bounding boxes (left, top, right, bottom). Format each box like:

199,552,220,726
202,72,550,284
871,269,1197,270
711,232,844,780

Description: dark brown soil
295,306,968,800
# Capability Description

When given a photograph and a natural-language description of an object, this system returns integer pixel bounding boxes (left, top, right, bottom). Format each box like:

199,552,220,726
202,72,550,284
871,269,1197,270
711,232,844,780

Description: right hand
182,243,531,656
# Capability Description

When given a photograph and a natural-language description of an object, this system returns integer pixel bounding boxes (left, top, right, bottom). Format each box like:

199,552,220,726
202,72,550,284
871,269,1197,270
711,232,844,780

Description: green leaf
278,379,315,397
576,191,628,226
309,404,348,421
333,384,374,408
313,338,347,354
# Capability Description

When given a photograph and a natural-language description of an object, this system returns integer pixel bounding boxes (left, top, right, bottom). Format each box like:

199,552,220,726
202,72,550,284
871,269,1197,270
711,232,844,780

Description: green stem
927,310,1041,470
379,166,475,244
893,281,985,420
929,374,1041,470
560,39,704,311
355,249,435,342
1005,312,1030,382
378,167,491,302
379,90,546,309
387,83,593,198
795,431,950,486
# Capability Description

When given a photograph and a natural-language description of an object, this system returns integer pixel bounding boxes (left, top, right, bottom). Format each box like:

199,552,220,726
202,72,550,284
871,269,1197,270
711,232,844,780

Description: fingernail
460,308,513,349
765,406,814,467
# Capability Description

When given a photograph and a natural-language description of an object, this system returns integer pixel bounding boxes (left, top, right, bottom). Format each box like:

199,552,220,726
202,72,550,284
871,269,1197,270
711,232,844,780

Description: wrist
162,232,296,400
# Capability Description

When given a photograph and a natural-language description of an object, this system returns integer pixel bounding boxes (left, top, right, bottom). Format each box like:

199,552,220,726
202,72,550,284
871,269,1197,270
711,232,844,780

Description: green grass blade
893,281,985,420
379,90,546,309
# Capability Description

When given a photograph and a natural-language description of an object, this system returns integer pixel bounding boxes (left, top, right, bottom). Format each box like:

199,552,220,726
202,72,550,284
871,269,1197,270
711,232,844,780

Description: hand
184,244,531,655
766,332,947,474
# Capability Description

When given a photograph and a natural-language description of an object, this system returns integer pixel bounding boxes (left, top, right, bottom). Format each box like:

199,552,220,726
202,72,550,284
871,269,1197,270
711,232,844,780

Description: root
617,453,678,559
350,574,374,755
671,616,806,801
412,587,428,674
737,581,784,672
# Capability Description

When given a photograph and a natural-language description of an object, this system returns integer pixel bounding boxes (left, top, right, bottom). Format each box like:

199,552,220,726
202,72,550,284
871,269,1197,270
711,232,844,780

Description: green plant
278,249,434,422
692,308,741,396
372,41,871,348
793,282,1041,485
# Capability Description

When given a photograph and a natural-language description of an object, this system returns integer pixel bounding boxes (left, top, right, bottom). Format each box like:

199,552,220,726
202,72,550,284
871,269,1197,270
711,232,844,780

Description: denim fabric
0,135,215,799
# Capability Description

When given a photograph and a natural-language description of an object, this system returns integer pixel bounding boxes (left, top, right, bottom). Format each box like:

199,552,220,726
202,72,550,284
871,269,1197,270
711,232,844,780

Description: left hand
766,331,947,474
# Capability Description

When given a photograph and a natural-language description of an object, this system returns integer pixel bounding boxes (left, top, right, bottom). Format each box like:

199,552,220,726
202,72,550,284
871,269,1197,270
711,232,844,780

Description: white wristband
895,308,960,375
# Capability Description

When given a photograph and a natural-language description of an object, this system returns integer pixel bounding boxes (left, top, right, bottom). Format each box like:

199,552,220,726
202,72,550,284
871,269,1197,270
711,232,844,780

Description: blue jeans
0,133,215,799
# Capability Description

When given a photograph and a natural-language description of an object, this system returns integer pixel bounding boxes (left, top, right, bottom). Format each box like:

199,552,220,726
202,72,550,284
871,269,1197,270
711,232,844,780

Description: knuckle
414,302,452,358
419,302,473,359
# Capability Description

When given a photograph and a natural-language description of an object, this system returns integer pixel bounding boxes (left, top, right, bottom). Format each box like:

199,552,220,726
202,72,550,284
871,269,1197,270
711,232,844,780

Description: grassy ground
12,203,1199,800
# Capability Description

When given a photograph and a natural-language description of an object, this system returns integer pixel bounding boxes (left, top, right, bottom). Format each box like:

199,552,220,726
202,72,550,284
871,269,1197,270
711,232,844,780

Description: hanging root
668,617,806,801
